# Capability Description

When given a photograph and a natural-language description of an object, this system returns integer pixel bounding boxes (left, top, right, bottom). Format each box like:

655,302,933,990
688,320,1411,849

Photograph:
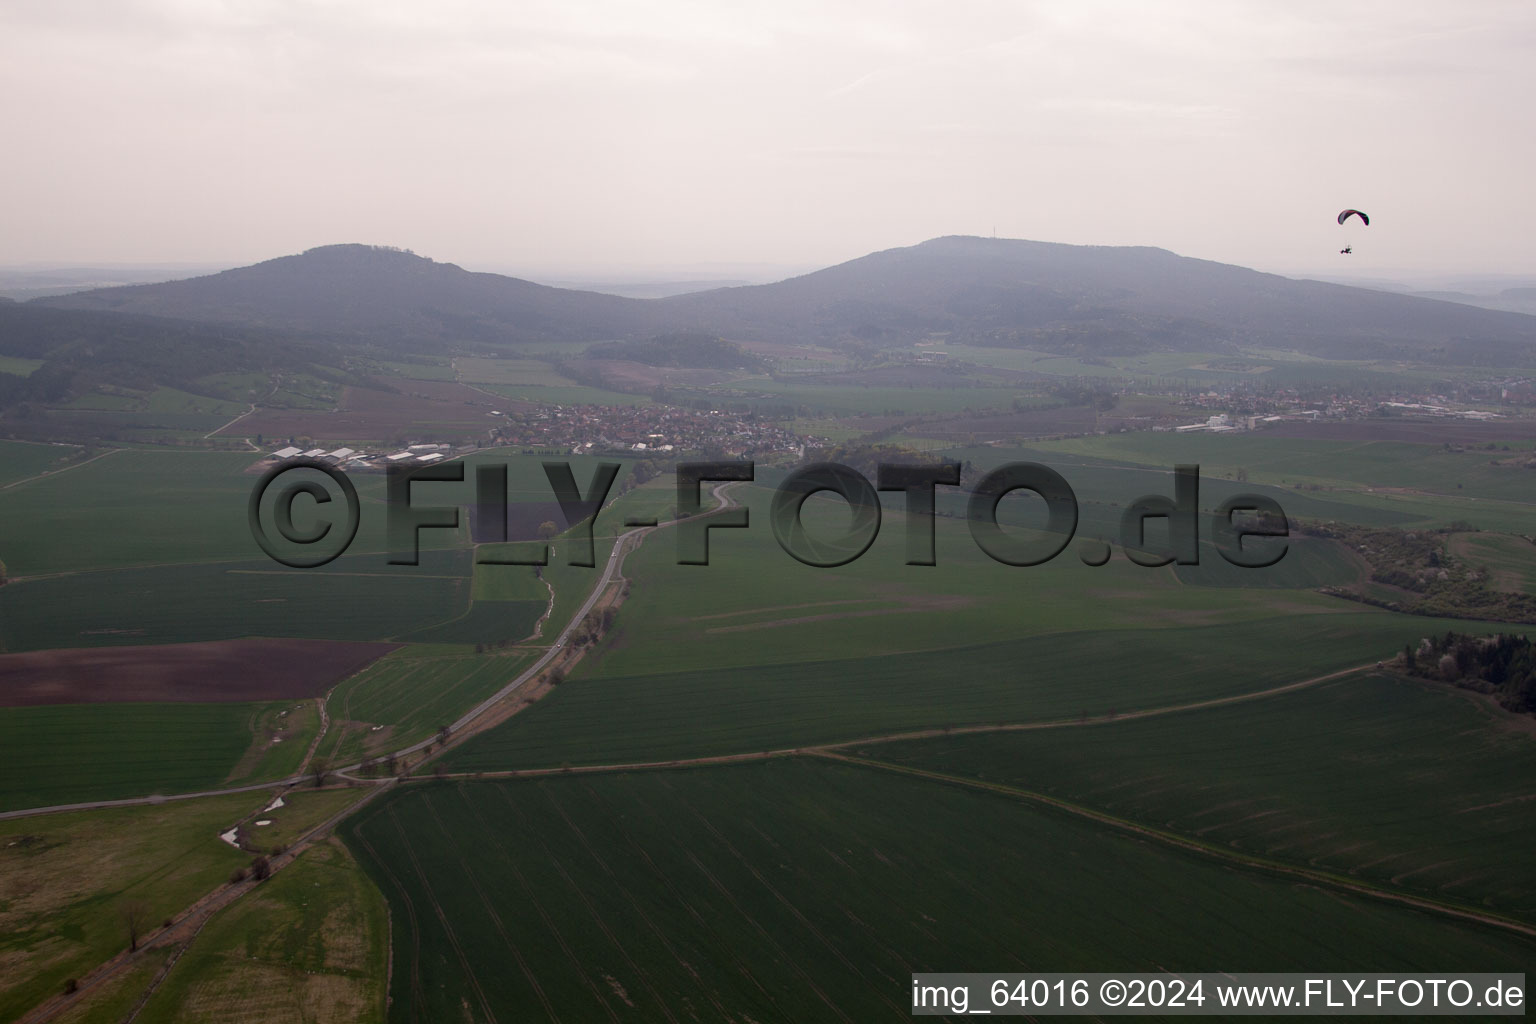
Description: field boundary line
812,750,1536,942
203,403,257,441
424,661,1381,783
809,660,1381,750
0,656,1370,822
0,447,116,492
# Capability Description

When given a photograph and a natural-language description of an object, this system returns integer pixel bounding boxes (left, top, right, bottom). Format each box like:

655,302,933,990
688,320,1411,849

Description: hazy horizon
6,237,1536,304
4,1,1533,278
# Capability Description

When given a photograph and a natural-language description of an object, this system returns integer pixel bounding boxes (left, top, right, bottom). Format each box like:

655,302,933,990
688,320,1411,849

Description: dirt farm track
0,637,398,706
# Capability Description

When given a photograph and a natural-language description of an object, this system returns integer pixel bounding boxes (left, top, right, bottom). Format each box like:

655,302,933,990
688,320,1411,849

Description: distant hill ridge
34,236,1536,362
37,243,651,347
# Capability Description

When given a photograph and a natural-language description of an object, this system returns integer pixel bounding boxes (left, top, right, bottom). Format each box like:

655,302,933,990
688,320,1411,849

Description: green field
1172,533,1363,588
743,377,1037,416
8,418,1536,1023
919,344,1437,388
382,358,458,381
0,447,492,576
935,442,1449,529
1027,433,1536,528
318,647,538,765
0,554,471,652
857,669,1536,920
187,370,272,400
0,353,46,377
58,385,247,418
1452,531,1536,593
0,449,283,575
444,612,1503,772
346,762,1536,1023
232,787,370,853
0,439,91,491
390,598,545,646
481,382,655,406
984,447,1422,524
454,356,576,387
225,700,322,787
446,469,1526,773
0,700,316,812
540,485,1371,679
469,557,550,602
134,838,388,1024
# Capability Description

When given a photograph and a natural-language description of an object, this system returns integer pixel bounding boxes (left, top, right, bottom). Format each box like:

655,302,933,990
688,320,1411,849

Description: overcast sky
3,1,1532,280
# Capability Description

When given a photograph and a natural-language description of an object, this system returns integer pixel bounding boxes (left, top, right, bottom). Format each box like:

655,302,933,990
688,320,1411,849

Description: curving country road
0,480,742,821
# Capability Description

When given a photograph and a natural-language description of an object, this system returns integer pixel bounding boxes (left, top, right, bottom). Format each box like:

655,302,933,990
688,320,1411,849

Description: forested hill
652,236,1536,363
34,237,1536,363
37,244,656,349
0,302,336,409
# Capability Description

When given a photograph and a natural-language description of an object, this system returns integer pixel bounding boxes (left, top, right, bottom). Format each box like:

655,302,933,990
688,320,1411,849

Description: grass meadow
133,838,388,1024
317,647,538,765
1451,531,1536,593
0,793,259,1019
0,699,317,811
0,438,81,489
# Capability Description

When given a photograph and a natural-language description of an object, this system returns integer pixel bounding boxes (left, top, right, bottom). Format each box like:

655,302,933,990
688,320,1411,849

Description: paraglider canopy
1337,209,1369,226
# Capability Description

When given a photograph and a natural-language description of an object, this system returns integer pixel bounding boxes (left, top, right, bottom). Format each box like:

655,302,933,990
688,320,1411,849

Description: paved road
335,479,740,773
0,481,741,821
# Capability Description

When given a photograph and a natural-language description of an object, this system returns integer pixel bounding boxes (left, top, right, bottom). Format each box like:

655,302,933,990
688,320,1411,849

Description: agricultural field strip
810,751,1536,940
0,483,740,820
1031,436,1536,510
433,658,1379,781
8,554,469,584
346,761,1536,1023
387,659,1536,938
0,446,115,492
318,652,538,768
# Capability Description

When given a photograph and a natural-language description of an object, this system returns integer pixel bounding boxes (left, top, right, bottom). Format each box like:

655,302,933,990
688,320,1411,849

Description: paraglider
1337,209,1368,253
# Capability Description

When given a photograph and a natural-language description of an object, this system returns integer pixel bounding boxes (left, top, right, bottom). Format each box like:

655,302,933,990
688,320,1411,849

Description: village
1156,374,1533,432
258,401,822,471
